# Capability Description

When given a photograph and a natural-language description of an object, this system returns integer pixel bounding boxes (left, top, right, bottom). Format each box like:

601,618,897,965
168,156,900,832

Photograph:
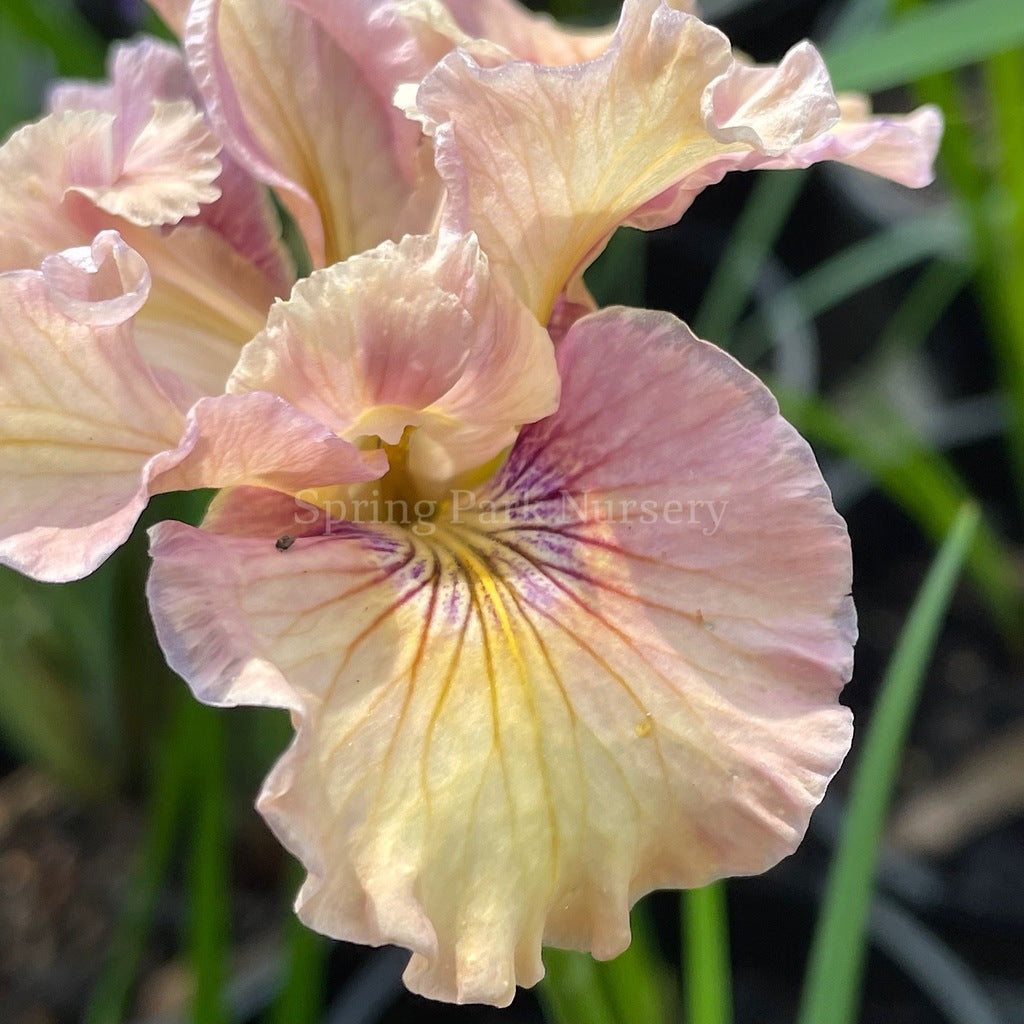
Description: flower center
295,422,512,536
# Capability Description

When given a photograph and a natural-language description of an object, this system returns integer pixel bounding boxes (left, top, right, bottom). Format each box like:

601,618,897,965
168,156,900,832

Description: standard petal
702,41,838,155
156,392,388,495
0,233,185,581
148,305,854,1005
69,99,222,227
186,0,441,267
228,233,559,491
43,44,225,231
414,0,937,320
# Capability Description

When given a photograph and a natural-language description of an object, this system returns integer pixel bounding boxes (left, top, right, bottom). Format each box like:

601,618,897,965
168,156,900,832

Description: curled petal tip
40,230,151,326
704,40,840,156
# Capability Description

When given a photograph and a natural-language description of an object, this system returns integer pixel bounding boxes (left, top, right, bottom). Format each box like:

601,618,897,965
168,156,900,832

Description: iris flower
1,0,940,1007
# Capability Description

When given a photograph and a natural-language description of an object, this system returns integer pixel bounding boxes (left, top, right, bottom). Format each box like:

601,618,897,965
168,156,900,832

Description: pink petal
703,41,839,155
442,0,616,65
228,233,559,491
3,39,293,396
155,392,388,495
147,307,854,1005
201,485,332,537
412,0,941,320
764,95,944,187
45,43,226,230
148,0,189,35
0,233,186,582
50,36,295,300
185,0,442,267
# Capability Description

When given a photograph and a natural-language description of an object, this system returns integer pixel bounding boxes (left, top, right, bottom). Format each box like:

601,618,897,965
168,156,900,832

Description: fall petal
0,233,185,581
5,39,291,396
769,96,944,187
148,305,853,1005
186,0,439,267
413,0,938,319
228,233,558,488
702,41,838,155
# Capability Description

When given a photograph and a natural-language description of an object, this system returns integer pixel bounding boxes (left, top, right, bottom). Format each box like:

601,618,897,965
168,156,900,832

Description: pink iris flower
1,0,941,1007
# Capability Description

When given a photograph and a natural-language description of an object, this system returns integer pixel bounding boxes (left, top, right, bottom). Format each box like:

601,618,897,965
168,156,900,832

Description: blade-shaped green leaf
84,697,194,1024
539,951,620,1024
188,703,231,1024
777,389,1022,642
825,0,1024,92
683,882,733,1024
539,904,670,1024
797,503,981,1024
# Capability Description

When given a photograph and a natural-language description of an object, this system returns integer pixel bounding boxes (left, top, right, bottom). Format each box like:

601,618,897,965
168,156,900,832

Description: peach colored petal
702,41,838,155
148,306,854,1006
769,95,943,187
228,233,559,492
69,99,222,227
411,0,939,320
186,0,442,267
2,39,292,396
201,485,330,537
410,0,617,65
148,0,189,36
51,37,295,296
31,50,224,231
156,392,388,495
0,233,185,582
0,231,374,581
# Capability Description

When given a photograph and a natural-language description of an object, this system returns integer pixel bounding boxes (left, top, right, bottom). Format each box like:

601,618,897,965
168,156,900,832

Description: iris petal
228,233,559,492
410,0,939,320
185,0,442,268
2,37,293,397
148,305,854,1006
0,232,185,581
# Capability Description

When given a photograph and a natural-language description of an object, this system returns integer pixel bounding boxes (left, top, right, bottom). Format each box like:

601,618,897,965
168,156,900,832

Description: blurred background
0,0,1022,1022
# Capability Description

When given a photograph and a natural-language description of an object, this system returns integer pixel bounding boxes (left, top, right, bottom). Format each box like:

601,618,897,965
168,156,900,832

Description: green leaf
777,389,1023,643
797,503,981,1024
597,906,671,1024
0,566,121,793
585,226,648,309
683,882,733,1024
0,617,110,794
267,909,328,1024
539,904,671,1024
694,172,808,344
84,697,194,1024
824,0,1024,92
750,211,968,328
981,49,1024,508
539,950,620,1024
187,703,231,1024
